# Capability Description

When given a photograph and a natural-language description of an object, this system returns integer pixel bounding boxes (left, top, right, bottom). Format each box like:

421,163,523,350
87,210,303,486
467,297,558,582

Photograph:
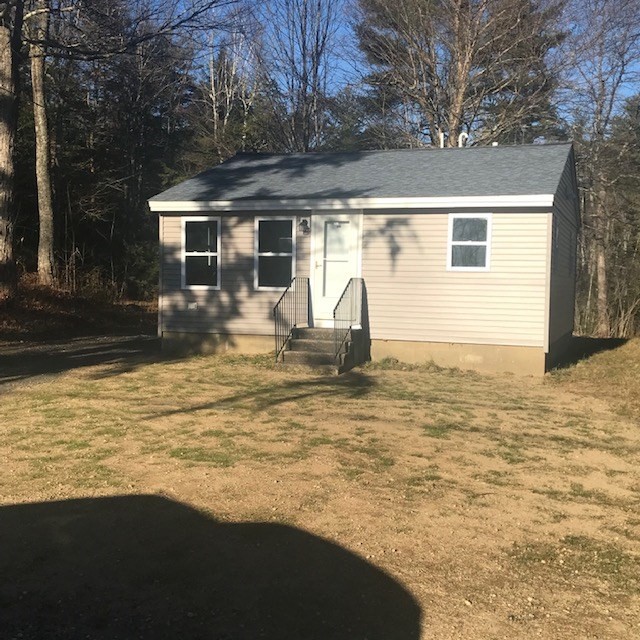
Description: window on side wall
182,217,221,289
447,213,492,271
255,218,295,290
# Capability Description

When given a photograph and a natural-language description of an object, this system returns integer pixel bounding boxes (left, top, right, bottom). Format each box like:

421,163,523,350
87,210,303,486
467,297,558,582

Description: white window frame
181,215,221,290
447,213,492,272
254,216,296,291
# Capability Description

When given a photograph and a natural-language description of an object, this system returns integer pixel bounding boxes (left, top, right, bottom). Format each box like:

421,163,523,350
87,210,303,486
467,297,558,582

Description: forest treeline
0,0,639,337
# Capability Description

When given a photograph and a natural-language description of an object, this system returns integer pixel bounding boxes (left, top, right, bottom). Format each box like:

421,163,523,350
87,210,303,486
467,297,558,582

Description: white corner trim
149,194,555,213
543,212,553,354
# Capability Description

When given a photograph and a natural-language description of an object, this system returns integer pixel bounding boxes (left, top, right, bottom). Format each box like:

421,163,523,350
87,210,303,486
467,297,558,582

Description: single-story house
148,143,578,375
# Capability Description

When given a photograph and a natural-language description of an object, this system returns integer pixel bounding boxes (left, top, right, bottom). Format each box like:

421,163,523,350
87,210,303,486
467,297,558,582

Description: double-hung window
447,213,492,271
255,218,295,289
182,216,221,289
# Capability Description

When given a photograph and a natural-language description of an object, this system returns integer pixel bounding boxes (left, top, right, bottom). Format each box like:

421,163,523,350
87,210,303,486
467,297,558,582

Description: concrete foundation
371,339,546,376
162,331,548,375
162,331,273,355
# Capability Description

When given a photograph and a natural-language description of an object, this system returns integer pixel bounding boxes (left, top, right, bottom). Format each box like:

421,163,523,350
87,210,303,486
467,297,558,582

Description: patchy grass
421,418,468,438
1,338,640,639
169,446,237,467
511,534,640,594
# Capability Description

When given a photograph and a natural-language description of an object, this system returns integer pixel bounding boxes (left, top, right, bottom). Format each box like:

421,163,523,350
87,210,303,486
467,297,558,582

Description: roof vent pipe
438,131,445,148
492,142,499,147
458,132,469,147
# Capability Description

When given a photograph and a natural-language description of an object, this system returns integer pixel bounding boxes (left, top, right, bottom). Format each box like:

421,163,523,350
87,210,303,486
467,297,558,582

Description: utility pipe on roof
458,132,469,147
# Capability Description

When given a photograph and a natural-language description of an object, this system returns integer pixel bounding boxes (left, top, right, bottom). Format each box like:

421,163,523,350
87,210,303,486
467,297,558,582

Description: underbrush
0,274,156,342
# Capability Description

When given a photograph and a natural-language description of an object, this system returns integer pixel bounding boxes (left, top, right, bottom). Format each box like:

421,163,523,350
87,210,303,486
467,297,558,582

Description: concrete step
288,338,335,354
279,362,339,374
282,350,336,366
292,327,334,340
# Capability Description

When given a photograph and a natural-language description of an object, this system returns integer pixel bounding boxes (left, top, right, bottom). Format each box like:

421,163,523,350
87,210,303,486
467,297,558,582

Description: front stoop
280,327,367,373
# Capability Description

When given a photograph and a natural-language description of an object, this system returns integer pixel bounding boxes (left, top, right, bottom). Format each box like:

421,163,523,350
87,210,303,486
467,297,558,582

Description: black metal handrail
333,278,363,360
273,277,310,361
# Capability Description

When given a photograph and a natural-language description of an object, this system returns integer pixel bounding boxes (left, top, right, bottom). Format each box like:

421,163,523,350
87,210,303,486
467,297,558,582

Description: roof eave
148,194,556,213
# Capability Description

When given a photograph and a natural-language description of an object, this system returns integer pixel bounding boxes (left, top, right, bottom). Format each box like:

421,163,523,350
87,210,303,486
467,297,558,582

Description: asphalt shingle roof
150,143,573,203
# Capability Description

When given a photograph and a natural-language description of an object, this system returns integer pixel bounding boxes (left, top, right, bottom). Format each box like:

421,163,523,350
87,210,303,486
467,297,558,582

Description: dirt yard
0,338,639,639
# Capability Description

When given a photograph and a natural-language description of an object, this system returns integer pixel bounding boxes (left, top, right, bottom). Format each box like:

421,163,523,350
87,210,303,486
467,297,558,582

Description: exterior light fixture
298,218,310,235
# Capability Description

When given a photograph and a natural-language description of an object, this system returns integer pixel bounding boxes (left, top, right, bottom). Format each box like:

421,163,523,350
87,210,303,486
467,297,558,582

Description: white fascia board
148,194,555,213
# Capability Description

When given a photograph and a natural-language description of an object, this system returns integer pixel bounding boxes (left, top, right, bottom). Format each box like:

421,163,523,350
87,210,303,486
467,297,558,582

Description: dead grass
1,339,640,638
549,338,640,421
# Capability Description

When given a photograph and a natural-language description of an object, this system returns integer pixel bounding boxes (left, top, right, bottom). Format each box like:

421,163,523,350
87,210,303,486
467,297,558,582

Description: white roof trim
148,194,555,213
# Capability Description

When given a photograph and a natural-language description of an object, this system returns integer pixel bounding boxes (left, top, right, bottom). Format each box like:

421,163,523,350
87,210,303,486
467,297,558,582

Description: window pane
185,255,218,286
324,220,350,260
258,256,291,287
452,218,487,242
452,245,487,268
259,220,292,254
186,221,218,253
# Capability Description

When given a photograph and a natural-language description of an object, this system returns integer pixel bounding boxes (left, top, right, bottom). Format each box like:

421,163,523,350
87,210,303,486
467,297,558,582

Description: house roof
149,143,574,211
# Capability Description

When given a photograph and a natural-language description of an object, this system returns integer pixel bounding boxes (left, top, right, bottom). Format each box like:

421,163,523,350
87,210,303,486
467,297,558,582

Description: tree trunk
595,241,609,336
594,198,610,336
593,182,611,338
30,1,55,286
0,4,23,299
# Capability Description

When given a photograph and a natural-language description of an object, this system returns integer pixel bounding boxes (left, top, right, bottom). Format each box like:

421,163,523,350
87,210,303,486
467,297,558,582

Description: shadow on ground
0,335,162,386
0,495,421,639
554,336,628,370
146,368,377,420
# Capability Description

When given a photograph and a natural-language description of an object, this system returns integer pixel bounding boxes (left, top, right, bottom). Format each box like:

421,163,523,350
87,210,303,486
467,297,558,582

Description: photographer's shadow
0,495,421,639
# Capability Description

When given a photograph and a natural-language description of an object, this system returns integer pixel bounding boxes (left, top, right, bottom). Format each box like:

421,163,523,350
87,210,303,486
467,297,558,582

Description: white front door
311,212,362,326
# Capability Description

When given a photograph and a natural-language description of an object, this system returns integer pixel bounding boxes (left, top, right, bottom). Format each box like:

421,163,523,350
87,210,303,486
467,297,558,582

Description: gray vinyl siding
160,213,309,336
160,206,565,349
548,155,579,346
362,211,549,347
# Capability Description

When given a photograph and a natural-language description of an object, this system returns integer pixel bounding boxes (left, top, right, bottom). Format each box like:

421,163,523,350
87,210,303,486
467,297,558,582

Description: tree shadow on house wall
0,495,421,640
158,152,418,354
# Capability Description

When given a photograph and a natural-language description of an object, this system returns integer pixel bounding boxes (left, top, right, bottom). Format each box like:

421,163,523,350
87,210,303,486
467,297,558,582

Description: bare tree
258,0,343,152
27,0,55,285
203,23,260,161
562,0,640,336
1,0,240,297
355,0,564,147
